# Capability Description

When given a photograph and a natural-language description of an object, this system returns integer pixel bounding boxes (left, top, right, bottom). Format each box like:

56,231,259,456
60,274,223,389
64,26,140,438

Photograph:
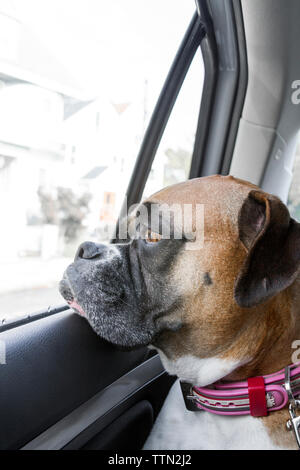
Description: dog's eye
145,229,162,244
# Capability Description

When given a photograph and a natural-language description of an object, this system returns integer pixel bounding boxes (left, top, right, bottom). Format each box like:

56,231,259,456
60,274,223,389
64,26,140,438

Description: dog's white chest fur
155,351,249,386
143,380,284,450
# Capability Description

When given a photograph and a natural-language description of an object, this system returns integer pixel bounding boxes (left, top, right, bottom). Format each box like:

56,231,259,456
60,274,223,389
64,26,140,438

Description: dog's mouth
67,299,86,317
59,278,86,317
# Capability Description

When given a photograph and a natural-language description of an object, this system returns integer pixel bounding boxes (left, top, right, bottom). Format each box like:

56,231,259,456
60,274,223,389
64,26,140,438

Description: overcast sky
0,1,204,157
4,0,197,104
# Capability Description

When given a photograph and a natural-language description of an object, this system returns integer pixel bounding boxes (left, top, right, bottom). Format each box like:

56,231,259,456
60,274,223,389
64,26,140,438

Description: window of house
0,0,203,320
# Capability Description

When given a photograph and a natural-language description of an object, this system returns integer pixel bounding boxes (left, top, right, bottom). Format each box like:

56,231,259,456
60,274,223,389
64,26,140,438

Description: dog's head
59,175,300,382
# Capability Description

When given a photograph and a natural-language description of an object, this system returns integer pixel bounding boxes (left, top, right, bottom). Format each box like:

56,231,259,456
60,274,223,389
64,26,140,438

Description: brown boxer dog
59,175,300,449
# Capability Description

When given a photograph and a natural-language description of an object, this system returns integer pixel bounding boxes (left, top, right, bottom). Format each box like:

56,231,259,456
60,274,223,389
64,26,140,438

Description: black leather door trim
0,310,150,450
22,354,165,450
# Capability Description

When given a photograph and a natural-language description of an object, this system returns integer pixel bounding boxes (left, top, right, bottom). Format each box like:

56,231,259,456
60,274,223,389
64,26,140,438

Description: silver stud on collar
284,365,300,449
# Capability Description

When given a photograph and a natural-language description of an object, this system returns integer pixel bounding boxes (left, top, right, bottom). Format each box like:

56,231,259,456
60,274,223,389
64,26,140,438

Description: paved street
0,257,72,319
0,286,63,319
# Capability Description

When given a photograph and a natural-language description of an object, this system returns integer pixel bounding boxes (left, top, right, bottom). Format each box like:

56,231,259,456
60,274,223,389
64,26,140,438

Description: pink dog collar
181,363,300,417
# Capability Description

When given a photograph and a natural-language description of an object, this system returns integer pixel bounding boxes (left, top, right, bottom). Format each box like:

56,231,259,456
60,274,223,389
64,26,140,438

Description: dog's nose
75,241,106,260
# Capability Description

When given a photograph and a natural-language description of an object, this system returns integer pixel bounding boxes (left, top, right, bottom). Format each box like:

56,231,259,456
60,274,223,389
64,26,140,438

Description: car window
142,49,204,199
287,141,300,221
0,0,202,320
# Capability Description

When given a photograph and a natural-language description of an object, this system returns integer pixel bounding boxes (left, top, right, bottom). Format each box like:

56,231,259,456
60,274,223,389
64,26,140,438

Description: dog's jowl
59,175,300,450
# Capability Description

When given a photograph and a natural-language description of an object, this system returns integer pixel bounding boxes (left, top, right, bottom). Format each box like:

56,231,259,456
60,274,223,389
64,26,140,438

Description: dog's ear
234,190,300,308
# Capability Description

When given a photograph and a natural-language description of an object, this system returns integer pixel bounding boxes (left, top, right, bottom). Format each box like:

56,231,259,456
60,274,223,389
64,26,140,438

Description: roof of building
82,166,107,180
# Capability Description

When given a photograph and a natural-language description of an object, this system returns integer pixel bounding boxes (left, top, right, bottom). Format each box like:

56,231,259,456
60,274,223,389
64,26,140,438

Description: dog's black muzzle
59,240,157,348
63,241,127,302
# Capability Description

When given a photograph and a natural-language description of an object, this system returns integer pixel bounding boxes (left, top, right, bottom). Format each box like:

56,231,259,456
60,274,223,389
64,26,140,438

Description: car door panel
0,310,156,449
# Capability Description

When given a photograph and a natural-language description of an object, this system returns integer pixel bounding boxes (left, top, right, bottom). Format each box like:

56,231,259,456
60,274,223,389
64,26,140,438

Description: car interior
1,0,300,450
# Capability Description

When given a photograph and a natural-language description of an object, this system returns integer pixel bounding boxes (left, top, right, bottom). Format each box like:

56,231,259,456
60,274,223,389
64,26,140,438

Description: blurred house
0,10,94,259
0,9,166,259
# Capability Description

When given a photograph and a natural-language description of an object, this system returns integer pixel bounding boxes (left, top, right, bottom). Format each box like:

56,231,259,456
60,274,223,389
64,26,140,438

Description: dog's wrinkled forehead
143,175,259,240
